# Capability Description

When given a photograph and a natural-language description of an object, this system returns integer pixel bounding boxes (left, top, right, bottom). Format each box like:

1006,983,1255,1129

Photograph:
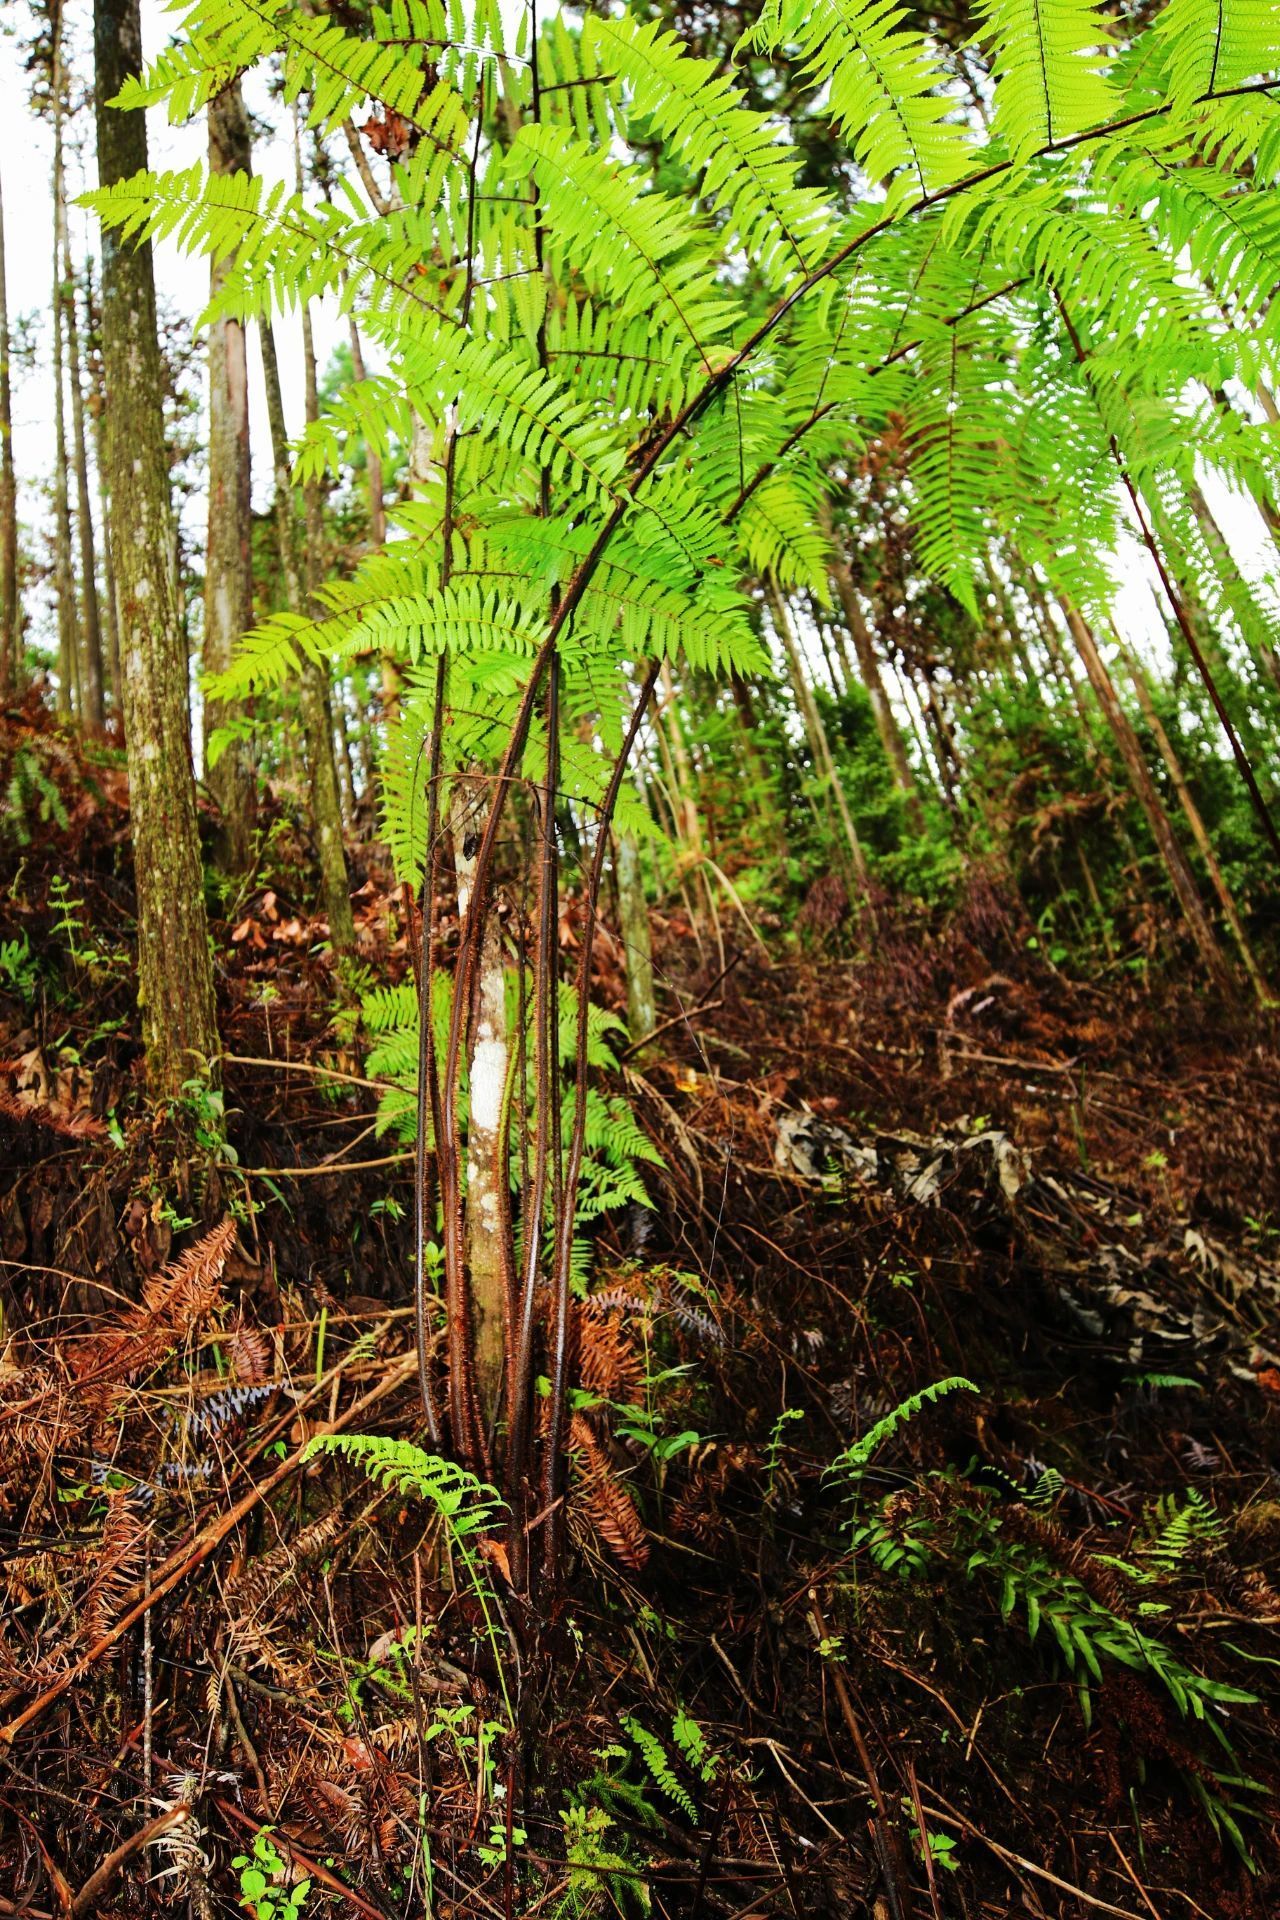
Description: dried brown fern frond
72,1218,237,1388
668,1441,755,1549
140,1217,238,1330
576,1296,645,1404
301,1774,366,1849
0,1364,81,1481
668,1471,727,1549
997,1500,1126,1613
82,1495,151,1646
224,1316,273,1385
225,1508,344,1685
228,1507,344,1616
569,1414,648,1572
155,1775,215,1920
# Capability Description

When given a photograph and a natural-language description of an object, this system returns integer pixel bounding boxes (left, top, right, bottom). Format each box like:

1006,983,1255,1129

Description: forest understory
3,700,1278,1920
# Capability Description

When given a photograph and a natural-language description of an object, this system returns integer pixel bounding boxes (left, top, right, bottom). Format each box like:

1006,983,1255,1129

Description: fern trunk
258,315,356,955
768,580,871,899
300,301,357,957
1115,627,1268,1004
451,772,510,1420
93,0,220,1103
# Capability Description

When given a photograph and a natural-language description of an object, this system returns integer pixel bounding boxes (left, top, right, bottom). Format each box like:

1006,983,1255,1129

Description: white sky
1,1,1277,684
0,0,345,650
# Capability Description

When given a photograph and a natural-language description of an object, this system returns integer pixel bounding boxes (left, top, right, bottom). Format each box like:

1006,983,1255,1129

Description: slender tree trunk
93,0,220,1101
616,828,656,1049
0,168,17,697
334,695,358,830
203,78,256,869
1061,601,1228,987
258,316,356,953
300,302,357,955
50,26,80,717
84,259,121,711
767,579,872,900
60,191,105,730
1112,624,1267,1003
657,661,703,856
823,509,922,824
346,312,386,546
452,770,509,1420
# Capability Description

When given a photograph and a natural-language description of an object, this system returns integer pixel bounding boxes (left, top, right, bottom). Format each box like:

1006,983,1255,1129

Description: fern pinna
87,0,1280,1596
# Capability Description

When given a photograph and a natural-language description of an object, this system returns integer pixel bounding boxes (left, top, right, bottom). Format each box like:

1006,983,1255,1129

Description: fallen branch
70,1807,192,1917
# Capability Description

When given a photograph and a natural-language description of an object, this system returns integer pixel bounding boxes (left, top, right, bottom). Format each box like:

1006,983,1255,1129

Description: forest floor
1,703,1279,1920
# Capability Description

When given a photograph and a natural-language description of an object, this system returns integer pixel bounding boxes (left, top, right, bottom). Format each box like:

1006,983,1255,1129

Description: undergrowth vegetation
3,0,1280,1910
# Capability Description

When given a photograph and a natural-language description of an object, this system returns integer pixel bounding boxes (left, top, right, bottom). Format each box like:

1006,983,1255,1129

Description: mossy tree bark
93,0,220,1101
203,78,256,870
50,20,80,719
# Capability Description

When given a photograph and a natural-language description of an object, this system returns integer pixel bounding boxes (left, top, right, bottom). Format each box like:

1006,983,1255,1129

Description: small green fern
619,1714,698,1821
828,1376,978,1491
303,1434,511,1721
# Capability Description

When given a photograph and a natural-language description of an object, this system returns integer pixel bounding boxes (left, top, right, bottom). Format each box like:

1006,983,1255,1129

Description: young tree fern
82,0,1280,1593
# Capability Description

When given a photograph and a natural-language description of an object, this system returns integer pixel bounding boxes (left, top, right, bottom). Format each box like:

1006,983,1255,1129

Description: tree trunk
616,828,656,1050
60,189,105,731
1060,602,1228,987
93,0,220,1101
84,257,121,711
258,316,356,954
50,24,80,718
452,771,509,1420
203,78,256,869
1187,476,1280,708
346,312,386,546
823,509,922,825
300,303,357,955
767,579,872,902
1113,624,1267,1004
0,167,18,697
334,698,358,830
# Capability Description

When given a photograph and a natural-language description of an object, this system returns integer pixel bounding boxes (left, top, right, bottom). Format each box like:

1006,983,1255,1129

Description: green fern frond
973,0,1116,161
1152,0,1280,111
303,1433,504,1535
743,0,971,205
512,124,734,374
589,14,832,286
829,1375,978,1485
620,1715,698,1820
